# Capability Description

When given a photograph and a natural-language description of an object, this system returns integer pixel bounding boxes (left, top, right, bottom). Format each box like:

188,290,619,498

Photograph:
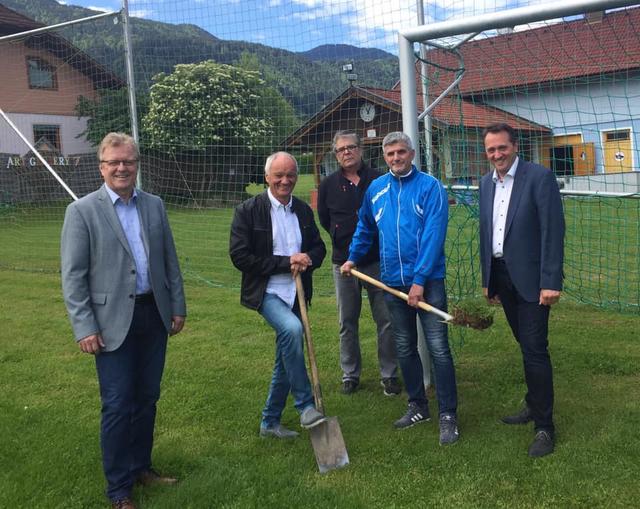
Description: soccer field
0,185,639,507
1,174,638,311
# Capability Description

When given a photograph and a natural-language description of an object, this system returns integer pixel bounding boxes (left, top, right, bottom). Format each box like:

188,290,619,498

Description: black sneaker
501,406,533,425
394,402,430,429
381,378,402,396
341,379,358,394
528,430,555,457
439,413,460,445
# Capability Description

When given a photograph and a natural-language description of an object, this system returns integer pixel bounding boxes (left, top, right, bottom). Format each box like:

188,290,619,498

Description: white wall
0,113,93,155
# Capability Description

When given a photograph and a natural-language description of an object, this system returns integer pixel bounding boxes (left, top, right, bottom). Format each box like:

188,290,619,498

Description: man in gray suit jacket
479,123,564,458
61,133,186,509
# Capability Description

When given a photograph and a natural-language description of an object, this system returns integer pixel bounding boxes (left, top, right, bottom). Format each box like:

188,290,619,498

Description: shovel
350,268,453,321
295,274,349,473
349,269,494,329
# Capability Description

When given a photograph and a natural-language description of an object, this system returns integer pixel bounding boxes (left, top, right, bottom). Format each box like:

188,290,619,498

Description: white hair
264,152,298,175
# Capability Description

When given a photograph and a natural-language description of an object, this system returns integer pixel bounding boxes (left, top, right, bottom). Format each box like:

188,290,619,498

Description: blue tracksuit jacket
348,166,448,287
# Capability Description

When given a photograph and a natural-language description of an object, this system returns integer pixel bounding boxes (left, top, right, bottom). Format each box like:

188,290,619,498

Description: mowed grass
0,175,639,507
1,175,637,308
1,267,639,508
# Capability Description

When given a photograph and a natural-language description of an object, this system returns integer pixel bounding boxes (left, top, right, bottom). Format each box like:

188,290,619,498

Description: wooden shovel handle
295,274,325,413
350,268,453,322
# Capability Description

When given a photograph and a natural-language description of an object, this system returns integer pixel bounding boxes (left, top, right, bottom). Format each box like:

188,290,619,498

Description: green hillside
1,0,399,119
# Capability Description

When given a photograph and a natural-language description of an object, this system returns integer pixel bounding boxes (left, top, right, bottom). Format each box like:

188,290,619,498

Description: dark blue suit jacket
479,159,565,303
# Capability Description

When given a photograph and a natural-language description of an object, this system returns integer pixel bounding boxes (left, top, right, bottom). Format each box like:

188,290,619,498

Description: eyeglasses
100,160,138,168
335,144,359,154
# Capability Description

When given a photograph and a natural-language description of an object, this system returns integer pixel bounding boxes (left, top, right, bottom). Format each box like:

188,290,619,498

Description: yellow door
603,129,633,173
573,142,595,175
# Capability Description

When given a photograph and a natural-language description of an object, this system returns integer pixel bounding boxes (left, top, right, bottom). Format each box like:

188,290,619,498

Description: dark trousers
95,298,168,501
491,258,554,433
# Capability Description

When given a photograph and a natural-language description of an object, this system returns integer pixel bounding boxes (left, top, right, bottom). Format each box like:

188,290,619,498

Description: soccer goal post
398,0,640,312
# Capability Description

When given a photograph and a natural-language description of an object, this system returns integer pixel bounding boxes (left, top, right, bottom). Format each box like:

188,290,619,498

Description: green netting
1,0,639,315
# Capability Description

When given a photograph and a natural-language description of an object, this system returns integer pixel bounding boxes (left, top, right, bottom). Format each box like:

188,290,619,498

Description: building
0,3,123,156
284,8,640,191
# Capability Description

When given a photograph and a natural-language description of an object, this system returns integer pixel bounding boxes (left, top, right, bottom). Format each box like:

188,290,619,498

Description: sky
55,0,572,53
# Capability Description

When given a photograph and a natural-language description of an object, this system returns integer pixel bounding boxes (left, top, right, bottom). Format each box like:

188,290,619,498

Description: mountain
1,0,399,119
300,44,394,61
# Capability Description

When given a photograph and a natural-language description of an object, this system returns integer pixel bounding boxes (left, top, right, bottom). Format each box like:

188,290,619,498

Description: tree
143,60,273,152
235,52,300,149
141,60,282,202
75,89,148,147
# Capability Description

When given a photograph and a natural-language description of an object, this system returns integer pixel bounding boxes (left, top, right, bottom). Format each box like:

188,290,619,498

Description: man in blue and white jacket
341,131,459,445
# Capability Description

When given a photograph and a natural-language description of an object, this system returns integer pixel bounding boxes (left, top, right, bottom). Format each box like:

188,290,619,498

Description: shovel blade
309,416,349,473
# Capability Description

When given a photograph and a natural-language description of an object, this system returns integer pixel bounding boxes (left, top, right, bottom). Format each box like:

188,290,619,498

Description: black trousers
491,258,555,433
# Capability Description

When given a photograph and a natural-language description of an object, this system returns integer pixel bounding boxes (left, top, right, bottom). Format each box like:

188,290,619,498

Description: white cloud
86,5,112,13
130,9,153,18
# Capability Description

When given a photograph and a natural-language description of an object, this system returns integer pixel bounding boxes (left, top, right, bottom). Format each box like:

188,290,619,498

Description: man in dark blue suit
479,123,564,458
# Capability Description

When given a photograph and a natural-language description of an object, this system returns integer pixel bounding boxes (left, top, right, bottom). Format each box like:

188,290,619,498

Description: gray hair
97,132,139,161
332,130,361,152
382,131,414,151
264,151,298,175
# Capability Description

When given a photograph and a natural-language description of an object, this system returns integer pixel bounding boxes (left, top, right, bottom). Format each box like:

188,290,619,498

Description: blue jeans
95,299,168,502
384,279,458,416
258,293,314,428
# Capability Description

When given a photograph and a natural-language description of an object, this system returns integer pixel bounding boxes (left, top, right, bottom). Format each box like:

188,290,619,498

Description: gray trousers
332,262,398,382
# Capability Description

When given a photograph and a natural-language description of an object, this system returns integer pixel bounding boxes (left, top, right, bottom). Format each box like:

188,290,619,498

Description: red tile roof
362,86,549,132
395,7,640,95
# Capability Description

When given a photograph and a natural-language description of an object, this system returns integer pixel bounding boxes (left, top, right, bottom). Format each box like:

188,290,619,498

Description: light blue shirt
265,188,301,308
105,185,151,295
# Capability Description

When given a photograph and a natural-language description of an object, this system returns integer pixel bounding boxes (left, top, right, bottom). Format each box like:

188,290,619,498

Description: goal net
0,0,638,313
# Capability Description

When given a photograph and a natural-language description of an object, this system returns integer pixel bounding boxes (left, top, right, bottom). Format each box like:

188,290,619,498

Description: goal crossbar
398,0,639,164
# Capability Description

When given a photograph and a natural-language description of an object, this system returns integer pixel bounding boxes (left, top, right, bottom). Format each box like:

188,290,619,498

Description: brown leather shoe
111,497,136,509
135,468,178,486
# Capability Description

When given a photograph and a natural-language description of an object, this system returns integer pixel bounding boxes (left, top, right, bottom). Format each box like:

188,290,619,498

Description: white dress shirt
491,156,519,258
265,189,301,308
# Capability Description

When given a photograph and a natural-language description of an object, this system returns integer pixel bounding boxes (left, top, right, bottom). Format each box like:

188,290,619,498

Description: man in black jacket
230,152,326,439
318,130,399,396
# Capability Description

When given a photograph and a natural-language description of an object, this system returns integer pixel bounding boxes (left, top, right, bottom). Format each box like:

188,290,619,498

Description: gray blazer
479,159,565,303
61,185,186,351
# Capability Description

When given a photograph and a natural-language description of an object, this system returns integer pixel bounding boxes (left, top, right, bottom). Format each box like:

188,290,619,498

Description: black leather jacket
229,192,326,310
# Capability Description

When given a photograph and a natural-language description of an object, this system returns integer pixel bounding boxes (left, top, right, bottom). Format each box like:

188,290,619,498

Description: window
605,130,630,142
27,57,57,90
33,125,61,151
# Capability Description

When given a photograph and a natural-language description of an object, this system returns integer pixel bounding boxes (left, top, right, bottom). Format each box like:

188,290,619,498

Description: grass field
0,175,639,507
1,175,638,309
1,268,639,508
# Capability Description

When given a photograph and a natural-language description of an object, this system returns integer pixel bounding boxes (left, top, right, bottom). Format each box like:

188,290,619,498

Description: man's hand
407,284,424,308
340,261,355,276
170,315,185,336
483,287,500,304
78,333,105,355
539,289,561,306
290,253,312,278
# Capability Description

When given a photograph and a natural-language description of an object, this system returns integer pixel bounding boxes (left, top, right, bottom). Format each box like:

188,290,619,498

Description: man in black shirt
318,130,399,396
